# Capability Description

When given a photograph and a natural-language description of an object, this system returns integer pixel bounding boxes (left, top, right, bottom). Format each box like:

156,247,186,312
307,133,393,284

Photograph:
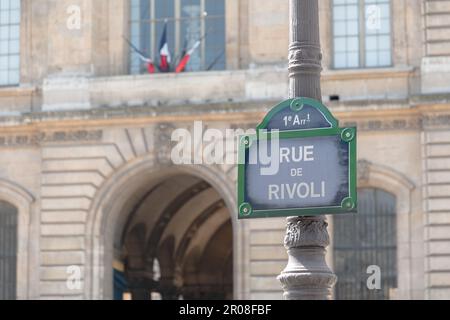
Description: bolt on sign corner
237,98,357,219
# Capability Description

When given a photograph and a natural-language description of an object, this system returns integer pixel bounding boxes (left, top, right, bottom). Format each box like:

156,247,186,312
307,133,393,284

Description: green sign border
237,98,357,219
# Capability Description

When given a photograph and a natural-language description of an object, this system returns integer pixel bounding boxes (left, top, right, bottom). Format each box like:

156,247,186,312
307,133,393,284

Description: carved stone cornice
0,129,103,147
155,123,176,164
422,114,450,129
341,118,422,132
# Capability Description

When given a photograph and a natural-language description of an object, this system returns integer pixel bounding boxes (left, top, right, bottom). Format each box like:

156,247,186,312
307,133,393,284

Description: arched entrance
0,178,35,300
115,174,233,300
86,160,237,300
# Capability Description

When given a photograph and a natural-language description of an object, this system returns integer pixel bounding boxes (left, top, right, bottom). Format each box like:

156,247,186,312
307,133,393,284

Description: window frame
0,200,18,300
0,178,35,300
128,0,226,74
331,0,394,70
0,0,21,87
332,187,398,300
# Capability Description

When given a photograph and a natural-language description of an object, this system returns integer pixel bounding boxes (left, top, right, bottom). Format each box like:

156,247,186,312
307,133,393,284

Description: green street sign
237,98,357,219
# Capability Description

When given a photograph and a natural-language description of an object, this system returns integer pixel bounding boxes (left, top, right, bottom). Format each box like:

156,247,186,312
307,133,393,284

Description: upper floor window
332,0,391,69
129,0,226,75
0,0,20,86
0,200,18,300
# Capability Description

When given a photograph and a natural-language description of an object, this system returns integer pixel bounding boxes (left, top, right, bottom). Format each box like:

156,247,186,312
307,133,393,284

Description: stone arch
354,159,416,299
85,154,239,299
357,159,415,215
0,178,36,300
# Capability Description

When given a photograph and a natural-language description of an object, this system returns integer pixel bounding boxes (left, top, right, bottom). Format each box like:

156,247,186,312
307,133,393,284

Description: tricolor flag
159,22,171,72
123,36,155,74
175,40,201,73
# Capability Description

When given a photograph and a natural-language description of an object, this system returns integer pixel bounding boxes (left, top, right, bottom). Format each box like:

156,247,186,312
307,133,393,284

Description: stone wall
422,115,450,299
422,0,450,93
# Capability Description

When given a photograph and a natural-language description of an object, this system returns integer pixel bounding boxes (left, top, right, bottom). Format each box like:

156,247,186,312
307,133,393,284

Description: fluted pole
277,0,337,300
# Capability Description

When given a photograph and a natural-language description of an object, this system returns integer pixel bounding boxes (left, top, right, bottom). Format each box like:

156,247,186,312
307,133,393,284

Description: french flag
175,40,200,73
159,22,171,72
123,36,155,74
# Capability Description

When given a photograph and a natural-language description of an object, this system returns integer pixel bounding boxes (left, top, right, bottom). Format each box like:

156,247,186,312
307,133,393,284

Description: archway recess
87,162,236,300
117,174,233,300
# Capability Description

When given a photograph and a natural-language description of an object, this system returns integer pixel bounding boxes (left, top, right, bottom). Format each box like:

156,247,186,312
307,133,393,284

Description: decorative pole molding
278,216,336,299
288,0,323,100
277,0,337,300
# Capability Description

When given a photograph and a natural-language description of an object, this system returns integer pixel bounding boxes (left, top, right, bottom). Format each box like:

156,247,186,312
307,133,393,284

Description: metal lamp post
277,0,337,300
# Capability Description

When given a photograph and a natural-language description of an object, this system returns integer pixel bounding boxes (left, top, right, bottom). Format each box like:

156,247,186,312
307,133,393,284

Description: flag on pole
175,29,211,73
175,40,201,73
206,49,225,71
159,21,171,72
123,36,155,74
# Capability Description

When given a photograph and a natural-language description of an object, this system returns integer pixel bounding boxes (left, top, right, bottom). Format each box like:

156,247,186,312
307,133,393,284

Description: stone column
277,0,337,300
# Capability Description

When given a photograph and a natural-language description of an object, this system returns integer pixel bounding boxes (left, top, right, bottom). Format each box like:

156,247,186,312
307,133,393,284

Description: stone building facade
0,0,450,300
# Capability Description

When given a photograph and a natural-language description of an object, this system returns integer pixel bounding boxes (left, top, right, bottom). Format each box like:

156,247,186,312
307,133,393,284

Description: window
129,0,226,74
333,188,397,300
0,0,20,86
332,0,391,69
0,200,18,300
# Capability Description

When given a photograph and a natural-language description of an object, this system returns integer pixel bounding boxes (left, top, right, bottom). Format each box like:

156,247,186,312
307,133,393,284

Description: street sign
237,97,357,219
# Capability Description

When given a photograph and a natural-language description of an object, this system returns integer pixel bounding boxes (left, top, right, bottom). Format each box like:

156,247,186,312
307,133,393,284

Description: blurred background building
0,0,450,300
